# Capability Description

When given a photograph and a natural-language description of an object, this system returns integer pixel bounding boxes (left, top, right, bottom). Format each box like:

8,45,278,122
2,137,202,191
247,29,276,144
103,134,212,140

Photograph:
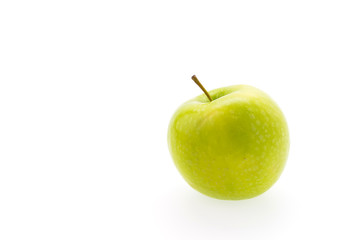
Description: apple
167,75,289,200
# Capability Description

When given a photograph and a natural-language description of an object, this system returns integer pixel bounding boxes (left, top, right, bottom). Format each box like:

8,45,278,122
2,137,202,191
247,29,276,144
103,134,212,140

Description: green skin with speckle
168,85,289,200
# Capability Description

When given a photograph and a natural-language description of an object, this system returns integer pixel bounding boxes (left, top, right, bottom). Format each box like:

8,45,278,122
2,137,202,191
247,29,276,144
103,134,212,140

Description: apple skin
168,85,289,200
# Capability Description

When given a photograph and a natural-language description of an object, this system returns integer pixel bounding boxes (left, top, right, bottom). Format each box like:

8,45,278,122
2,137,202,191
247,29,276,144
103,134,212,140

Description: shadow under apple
156,186,291,238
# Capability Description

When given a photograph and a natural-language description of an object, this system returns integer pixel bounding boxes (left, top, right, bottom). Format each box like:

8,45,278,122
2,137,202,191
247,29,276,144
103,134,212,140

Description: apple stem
191,75,213,102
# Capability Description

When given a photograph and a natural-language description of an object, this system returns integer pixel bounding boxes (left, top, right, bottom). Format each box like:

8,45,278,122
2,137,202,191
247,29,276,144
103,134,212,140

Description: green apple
168,76,289,200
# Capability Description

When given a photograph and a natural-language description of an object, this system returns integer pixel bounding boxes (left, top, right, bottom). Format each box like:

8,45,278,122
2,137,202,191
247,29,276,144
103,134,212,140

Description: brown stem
191,75,212,102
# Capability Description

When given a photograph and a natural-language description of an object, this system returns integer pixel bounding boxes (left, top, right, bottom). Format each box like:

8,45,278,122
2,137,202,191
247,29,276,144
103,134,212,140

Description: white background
1,1,360,239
